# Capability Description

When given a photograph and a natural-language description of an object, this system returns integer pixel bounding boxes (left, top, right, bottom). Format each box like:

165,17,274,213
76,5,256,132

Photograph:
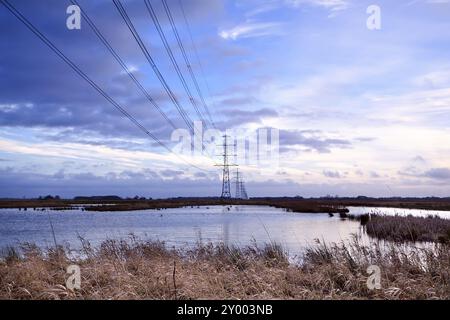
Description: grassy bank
1,238,448,300
2,197,450,213
0,198,350,214
365,214,450,243
5,197,450,213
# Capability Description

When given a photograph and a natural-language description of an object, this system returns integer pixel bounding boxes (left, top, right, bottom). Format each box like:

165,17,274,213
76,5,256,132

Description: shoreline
2,197,450,213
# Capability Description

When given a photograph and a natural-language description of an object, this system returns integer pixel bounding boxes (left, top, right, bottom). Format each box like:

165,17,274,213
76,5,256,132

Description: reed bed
3,197,450,213
0,237,448,300
365,214,450,243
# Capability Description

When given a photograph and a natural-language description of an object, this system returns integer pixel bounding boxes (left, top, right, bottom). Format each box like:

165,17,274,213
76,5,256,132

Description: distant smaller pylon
234,168,249,200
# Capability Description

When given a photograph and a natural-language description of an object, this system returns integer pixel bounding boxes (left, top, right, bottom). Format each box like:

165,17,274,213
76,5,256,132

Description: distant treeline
0,195,152,201
73,196,128,201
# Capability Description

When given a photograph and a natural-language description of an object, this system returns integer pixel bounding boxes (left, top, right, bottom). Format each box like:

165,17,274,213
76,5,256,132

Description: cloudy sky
1,0,450,198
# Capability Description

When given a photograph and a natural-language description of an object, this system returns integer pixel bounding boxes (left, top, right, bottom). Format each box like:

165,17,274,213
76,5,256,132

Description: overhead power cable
0,0,208,171
70,0,177,130
161,0,216,129
178,0,217,129
112,0,214,159
112,0,194,133
144,0,209,129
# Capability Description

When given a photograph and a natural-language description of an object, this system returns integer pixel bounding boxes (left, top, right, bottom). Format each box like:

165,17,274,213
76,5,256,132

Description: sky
1,0,450,198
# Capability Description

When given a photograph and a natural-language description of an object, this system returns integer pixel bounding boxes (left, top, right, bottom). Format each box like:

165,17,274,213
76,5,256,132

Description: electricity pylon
235,168,241,199
215,135,237,199
240,175,248,200
234,168,248,200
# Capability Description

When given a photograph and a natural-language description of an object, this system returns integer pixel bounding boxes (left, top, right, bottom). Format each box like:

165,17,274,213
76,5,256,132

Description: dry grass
0,237,448,300
3,197,450,213
365,215,450,243
0,198,347,214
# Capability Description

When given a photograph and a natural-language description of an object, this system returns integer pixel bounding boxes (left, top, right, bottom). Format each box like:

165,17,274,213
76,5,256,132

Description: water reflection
347,206,450,219
0,205,447,255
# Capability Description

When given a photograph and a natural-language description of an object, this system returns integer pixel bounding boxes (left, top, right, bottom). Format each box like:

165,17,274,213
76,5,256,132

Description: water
347,206,450,219
0,205,363,255
0,205,448,255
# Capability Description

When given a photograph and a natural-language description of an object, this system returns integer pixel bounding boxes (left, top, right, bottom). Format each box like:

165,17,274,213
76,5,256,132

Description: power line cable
112,0,194,133
144,0,209,129
161,0,216,129
178,0,218,129
70,0,177,130
0,0,208,172
112,0,214,158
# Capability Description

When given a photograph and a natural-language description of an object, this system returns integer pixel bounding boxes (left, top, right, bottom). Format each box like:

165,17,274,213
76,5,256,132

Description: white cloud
413,69,450,88
219,21,284,40
0,138,212,173
0,103,33,113
242,0,350,19
286,0,350,12
367,87,450,123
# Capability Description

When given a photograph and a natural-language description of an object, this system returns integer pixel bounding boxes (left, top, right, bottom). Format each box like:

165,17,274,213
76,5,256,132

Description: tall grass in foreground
0,236,448,300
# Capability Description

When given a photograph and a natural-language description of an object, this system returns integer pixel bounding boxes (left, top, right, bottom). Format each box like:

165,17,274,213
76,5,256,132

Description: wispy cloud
413,68,450,88
426,0,450,4
0,138,210,171
219,21,284,40
242,0,350,19
245,3,281,17
286,0,350,13
407,0,450,5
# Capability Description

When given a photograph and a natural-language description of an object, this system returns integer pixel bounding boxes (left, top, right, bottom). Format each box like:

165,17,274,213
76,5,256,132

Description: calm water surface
347,206,450,219
0,205,362,254
0,205,448,255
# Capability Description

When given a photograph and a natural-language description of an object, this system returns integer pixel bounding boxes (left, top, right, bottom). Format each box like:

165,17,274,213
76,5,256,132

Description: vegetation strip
3,197,450,213
1,238,448,300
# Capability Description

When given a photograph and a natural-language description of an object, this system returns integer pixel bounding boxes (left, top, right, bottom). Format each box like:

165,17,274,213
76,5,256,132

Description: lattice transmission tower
216,135,237,199
215,135,237,199
234,168,248,200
